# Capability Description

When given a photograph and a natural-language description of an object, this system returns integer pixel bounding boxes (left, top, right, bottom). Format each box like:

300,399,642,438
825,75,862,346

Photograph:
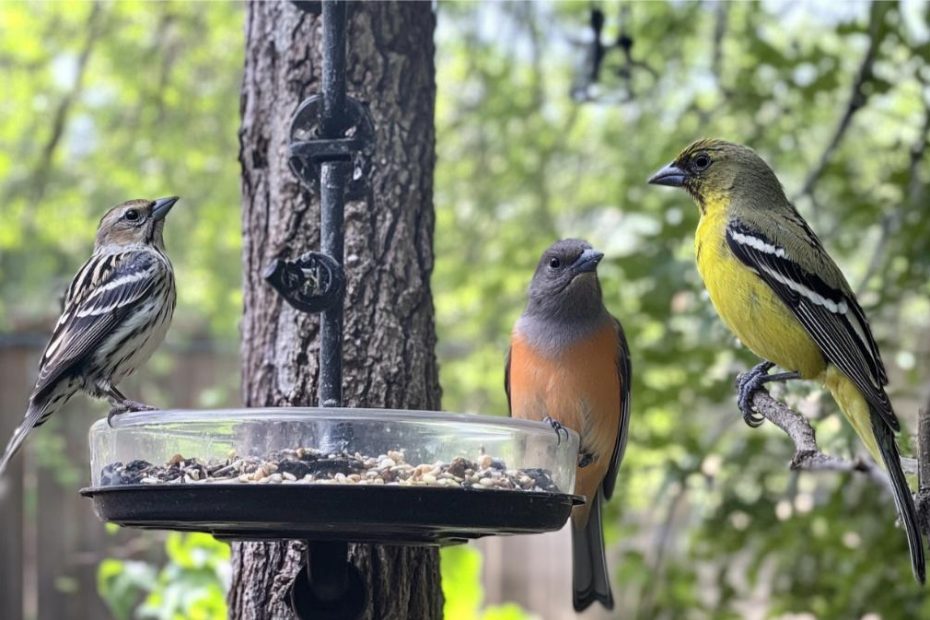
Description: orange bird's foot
542,416,569,445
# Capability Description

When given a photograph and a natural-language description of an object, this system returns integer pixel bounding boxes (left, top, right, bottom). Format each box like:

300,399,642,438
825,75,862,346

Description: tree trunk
231,2,441,618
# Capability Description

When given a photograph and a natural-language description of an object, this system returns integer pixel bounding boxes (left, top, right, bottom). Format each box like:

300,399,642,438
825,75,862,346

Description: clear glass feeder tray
81,408,583,545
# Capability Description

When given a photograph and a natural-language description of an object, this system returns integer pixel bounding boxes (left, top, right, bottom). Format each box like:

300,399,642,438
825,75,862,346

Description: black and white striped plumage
722,216,924,581
724,218,896,427
0,197,178,478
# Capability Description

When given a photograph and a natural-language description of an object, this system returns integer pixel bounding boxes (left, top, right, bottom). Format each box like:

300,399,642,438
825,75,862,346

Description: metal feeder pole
263,1,375,617
318,0,348,408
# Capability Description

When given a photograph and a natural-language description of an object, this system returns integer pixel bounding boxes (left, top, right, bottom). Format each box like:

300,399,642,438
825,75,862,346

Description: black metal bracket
264,252,344,314
288,541,366,620
266,0,374,320
289,94,375,201
264,0,377,408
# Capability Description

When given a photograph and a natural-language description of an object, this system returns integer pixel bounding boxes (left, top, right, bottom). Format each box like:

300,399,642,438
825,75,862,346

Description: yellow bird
648,139,925,583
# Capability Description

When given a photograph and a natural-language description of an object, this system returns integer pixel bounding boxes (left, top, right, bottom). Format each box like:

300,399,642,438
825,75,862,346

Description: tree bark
232,2,441,618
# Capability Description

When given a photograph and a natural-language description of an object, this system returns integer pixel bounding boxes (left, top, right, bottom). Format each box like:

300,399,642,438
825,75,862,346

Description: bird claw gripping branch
736,361,775,428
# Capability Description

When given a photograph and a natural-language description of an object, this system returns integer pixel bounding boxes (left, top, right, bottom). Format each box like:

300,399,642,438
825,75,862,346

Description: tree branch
29,2,105,206
710,1,729,88
794,2,887,205
856,69,930,294
738,375,893,493
915,396,930,536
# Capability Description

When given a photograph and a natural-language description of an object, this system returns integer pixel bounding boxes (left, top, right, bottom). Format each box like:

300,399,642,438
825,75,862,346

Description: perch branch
738,374,893,494
916,397,930,536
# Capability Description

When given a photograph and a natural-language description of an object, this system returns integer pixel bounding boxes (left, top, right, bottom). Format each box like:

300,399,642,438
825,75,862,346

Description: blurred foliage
3,1,930,619
0,0,242,338
442,547,535,620
98,533,229,620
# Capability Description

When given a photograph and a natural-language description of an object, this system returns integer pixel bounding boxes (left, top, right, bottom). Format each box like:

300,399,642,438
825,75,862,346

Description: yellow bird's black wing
725,217,897,431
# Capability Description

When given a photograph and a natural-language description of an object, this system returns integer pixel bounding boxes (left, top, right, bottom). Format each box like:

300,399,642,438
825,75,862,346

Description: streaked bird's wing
32,251,162,402
602,318,631,500
725,217,897,431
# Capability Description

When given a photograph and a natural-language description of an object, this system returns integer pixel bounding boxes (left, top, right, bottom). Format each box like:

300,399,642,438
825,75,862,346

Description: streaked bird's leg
737,361,800,427
106,386,157,427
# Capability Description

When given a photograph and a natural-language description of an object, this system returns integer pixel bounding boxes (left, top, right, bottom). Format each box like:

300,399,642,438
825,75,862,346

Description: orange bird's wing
601,317,631,500
504,345,513,414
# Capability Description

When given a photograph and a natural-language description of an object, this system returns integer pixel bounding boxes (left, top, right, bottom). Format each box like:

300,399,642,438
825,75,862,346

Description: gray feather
572,491,614,612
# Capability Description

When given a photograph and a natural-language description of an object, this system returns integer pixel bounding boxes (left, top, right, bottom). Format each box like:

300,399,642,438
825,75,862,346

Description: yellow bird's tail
823,366,926,583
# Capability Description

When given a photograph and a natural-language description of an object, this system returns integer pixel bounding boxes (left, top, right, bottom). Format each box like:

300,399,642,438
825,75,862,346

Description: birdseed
98,448,562,493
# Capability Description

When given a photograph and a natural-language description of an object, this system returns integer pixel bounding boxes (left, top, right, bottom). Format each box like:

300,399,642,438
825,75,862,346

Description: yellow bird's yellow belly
695,207,825,379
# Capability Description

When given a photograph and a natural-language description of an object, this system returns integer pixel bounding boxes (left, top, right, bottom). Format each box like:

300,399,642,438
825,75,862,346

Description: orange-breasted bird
506,238,632,611
0,197,179,479
649,139,925,583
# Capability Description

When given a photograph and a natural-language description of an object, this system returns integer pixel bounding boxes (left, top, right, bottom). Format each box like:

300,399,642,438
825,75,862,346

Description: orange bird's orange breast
509,322,622,522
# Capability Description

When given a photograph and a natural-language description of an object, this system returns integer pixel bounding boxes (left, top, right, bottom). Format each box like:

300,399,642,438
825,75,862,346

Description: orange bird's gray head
96,196,179,250
525,239,604,321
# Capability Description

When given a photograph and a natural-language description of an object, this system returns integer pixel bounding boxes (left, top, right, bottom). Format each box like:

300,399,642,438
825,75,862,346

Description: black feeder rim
80,484,584,545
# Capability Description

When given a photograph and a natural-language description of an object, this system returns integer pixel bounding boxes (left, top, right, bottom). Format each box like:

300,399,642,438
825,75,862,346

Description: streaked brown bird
0,197,179,478
506,238,632,611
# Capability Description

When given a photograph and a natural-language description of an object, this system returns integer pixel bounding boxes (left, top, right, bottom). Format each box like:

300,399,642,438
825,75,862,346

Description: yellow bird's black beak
647,163,688,187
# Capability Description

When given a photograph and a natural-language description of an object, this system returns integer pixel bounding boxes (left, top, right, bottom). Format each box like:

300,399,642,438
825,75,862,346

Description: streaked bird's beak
573,248,604,273
152,196,180,221
647,163,688,187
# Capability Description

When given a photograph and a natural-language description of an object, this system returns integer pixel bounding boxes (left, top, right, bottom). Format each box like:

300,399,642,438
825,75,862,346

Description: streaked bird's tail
0,386,75,479
824,367,926,584
571,490,614,611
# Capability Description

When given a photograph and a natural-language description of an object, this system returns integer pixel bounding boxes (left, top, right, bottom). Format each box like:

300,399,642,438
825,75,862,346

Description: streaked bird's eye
549,257,561,269
124,209,140,222
693,153,711,171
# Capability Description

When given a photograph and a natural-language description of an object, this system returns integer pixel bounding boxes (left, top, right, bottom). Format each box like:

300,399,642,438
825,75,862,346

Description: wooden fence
0,336,240,620
0,335,607,620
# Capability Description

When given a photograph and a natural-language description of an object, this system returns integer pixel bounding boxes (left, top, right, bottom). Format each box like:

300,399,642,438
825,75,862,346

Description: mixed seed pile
99,448,562,493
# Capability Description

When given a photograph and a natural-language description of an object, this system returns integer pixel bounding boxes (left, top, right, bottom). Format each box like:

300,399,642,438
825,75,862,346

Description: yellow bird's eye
693,152,711,171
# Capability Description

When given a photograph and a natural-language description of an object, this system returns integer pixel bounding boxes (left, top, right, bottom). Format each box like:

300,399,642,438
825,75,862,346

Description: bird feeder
80,1,584,618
